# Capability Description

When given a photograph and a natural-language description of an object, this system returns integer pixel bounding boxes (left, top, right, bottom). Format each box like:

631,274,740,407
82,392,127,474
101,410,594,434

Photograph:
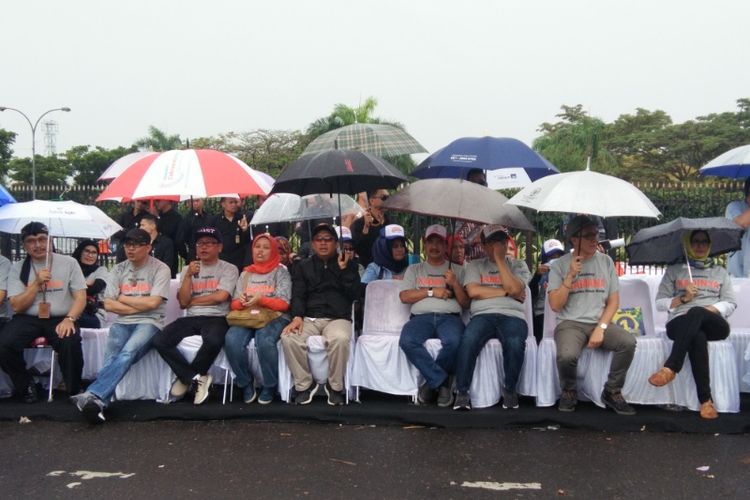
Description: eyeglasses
313,236,334,243
24,236,48,246
124,242,147,249
371,195,389,201
342,246,355,252
575,232,599,241
691,239,710,245
196,240,219,247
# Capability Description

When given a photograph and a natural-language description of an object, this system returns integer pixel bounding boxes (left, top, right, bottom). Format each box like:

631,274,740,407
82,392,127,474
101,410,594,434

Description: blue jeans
455,314,527,393
224,316,290,390
88,322,160,405
399,313,464,389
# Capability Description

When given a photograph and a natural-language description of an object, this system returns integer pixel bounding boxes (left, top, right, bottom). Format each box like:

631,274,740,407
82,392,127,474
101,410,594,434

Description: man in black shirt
140,214,176,277
210,197,251,272
155,200,183,273
177,198,212,263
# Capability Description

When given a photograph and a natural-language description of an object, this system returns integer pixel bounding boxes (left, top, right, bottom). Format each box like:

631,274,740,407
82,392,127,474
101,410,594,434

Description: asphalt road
1,421,748,499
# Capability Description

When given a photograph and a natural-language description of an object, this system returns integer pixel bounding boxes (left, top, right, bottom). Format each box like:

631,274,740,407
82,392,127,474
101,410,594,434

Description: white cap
335,226,352,241
543,239,564,256
384,224,405,240
424,224,447,241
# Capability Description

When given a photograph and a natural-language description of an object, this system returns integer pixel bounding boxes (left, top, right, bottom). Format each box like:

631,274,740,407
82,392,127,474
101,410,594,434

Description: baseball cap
481,224,510,242
335,226,353,242
21,221,49,240
194,226,223,244
424,224,447,241
124,228,151,245
542,239,565,257
565,214,598,239
384,224,405,240
312,223,338,241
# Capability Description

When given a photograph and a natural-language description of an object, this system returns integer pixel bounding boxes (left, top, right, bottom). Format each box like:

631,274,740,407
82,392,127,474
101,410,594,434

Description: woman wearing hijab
72,240,110,328
224,234,292,404
446,234,466,267
361,224,409,284
274,236,298,273
649,230,736,419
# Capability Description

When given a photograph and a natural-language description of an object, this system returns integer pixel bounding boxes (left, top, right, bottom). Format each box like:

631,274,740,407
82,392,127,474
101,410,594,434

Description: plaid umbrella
302,123,427,157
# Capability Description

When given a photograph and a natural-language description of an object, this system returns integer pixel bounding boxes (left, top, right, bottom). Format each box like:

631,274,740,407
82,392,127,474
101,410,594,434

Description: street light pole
0,106,71,200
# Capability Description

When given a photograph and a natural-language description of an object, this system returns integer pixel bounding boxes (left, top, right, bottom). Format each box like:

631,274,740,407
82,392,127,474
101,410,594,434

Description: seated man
0,222,86,403
71,228,171,423
152,227,238,405
399,224,469,407
281,223,362,405
454,225,531,411
548,215,636,415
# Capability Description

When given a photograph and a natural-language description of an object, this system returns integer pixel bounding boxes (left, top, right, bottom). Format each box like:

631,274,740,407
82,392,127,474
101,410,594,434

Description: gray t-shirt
657,263,736,322
8,254,87,317
105,256,171,328
464,256,531,320
548,252,618,324
400,261,466,315
233,265,292,319
0,255,10,319
179,259,238,317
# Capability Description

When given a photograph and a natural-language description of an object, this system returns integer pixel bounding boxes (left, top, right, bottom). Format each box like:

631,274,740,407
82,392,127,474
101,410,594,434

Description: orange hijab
245,233,280,275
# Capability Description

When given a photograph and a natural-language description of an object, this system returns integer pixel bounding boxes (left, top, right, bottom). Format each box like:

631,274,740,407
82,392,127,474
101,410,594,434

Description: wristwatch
599,323,608,330
427,288,434,298
65,316,78,322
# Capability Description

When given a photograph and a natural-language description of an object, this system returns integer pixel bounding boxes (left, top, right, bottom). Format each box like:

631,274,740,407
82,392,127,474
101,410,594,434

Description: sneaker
558,390,577,412
601,390,636,416
294,383,319,405
82,396,106,424
258,387,275,405
502,388,519,409
437,380,454,408
193,374,213,405
324,382,345,406
170,378,190,399
69,392,92,412
453,391,471,411
242,384,257,404
417,382,437,405
21,383,39,404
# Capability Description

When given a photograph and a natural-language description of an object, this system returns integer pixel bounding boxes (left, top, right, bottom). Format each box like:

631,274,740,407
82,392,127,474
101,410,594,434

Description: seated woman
361,224,409,283
648,230,736,419
72,239,110,328
224,234,291,404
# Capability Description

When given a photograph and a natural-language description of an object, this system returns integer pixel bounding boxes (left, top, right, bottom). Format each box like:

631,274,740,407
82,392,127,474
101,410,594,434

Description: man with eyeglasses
71,228,171,423
152,227,238,405
0,222,86,403
351,189,391,267
548,215,636,415
281,223,362,405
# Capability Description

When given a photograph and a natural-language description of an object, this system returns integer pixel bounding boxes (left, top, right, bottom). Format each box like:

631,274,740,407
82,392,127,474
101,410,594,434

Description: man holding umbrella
548,215,636,415
725,178,750,278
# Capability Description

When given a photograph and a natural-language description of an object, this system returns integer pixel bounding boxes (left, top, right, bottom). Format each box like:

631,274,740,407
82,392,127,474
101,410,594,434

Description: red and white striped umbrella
96,149,273,202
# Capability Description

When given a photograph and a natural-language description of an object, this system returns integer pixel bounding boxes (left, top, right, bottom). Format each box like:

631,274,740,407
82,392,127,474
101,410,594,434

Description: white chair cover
80,328,109,381
164,279,184,326
728,278,750,392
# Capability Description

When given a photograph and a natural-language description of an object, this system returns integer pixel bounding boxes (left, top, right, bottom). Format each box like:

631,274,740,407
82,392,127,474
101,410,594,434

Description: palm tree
305,97,380,139
134,126,183,151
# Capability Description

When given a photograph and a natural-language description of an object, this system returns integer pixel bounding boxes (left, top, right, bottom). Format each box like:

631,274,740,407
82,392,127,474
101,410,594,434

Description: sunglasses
313,236,335,243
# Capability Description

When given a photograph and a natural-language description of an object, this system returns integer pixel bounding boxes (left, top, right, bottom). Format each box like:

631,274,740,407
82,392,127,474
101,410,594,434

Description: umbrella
382,178,534,231
251,193,362,226
0,185,16,207
626,217,742,266
96,149,273,202
507,168,661,219
699,144,750,178
302,123,427,157
411,137,559,186
97,151,159,181
0,200,122,239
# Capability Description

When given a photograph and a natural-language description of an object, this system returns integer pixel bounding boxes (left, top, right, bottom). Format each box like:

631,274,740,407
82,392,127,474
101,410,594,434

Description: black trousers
0,314,83,395
152,316,229,384
665,307,730,404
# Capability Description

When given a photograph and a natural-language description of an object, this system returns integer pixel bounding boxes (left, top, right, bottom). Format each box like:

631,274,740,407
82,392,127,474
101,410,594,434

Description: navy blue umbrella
411,137,559,184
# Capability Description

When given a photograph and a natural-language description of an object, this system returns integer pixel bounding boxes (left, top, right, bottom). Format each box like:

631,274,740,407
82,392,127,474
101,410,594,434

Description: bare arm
118,294,164,312
103,297,139,315
188,290,231,307
9,271,48,314
733,206,750,228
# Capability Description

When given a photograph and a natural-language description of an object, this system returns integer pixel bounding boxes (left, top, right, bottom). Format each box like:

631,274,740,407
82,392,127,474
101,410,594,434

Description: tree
0,129,16,182
65,145,138,185
134,125,183,151
8,154,70,185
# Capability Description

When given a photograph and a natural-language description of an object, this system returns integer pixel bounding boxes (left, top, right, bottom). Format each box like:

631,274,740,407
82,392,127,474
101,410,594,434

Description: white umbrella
507,167,661,219
0,200,122,239
97,151,159,181
250,193,363,226
699,144,750,179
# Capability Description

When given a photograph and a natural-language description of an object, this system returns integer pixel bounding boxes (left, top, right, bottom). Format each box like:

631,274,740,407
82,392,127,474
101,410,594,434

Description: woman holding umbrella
648,230,736,419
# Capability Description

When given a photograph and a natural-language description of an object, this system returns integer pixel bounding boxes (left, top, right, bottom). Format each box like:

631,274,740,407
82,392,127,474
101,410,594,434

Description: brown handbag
226,273,282,329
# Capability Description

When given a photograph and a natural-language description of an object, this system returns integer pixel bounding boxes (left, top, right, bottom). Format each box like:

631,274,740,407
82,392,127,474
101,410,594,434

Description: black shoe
558,390,577,412
21,383,39,404
417,382,437,405
453,391,471,411
502,388,519,409
601,390,636,416
294,383,319,405
324,382,345,406
437,380,454,408
82,396,106,424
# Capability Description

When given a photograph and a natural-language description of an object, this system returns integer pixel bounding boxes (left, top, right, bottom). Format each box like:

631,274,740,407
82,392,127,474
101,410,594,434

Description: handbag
226,273,282,329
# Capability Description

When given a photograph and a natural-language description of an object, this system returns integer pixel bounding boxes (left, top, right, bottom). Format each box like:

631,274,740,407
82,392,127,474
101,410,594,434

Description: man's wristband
65,315,78,322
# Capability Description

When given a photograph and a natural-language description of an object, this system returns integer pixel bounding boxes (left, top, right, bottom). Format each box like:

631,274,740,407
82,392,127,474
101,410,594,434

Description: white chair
80,327,109,381
728,278,750,393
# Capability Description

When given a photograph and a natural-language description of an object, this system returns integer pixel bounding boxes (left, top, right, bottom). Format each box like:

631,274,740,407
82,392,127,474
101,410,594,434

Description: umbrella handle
684,246,693,282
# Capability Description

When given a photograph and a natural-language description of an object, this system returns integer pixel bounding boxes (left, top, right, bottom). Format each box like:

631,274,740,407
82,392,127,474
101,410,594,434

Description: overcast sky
2,0,749,162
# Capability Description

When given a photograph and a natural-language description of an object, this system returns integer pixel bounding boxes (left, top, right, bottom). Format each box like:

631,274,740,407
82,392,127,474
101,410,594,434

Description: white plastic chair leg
221,369,229,405
47,349,55,402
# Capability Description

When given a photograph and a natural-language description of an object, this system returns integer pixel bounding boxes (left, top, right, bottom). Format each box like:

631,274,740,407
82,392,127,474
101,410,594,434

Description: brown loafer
700,400,718,419
648,367,676,387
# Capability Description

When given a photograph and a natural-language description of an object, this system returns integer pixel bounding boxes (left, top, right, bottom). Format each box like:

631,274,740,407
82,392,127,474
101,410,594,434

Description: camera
599,238,625,251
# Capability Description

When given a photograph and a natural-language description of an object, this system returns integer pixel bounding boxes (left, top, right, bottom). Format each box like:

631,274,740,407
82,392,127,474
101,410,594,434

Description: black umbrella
626,217,743,266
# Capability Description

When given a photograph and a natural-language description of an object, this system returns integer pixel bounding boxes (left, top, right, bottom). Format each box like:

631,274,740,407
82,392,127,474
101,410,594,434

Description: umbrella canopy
382,178,535,231
411,137,559,186
0,200,122,239
96,149,273,202
699,144,750,179
271,149,408,197
0,185,16,207
302,123,427,157
250,193,363,226
507,169,661,219
626,217,743,266
97,151,159,181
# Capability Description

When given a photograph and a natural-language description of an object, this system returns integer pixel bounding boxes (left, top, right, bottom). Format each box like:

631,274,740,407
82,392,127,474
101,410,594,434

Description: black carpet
2,388,748,434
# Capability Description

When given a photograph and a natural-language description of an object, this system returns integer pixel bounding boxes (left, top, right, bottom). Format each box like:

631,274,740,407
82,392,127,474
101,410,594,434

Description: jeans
225,316,290,390
88,322,160,405
455,314,527,393
399,313,464,389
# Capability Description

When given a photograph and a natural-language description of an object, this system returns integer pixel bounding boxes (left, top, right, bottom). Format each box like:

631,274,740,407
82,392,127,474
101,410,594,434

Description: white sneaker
170,379,189,398
193,374,213,405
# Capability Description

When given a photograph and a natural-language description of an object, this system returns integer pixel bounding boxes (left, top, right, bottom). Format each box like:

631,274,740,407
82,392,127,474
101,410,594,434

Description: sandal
700,400,718,419
648,367,676,387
